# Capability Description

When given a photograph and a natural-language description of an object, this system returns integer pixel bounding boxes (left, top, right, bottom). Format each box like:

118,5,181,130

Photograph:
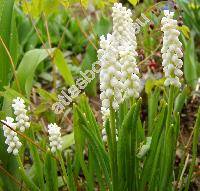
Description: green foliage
13,48,55,96
183,34,198,89
44,151,58,191
177,0,200,36
174,86,189,113
73,96,111,190
0,0,16,105
53,49,75,86
178,25,190,39
81,16,111,96
28,129,45,190
128,0,140,6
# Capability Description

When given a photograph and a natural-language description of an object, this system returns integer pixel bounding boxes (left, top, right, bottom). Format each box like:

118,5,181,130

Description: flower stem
17,155,39,191
57,151,69,186
109,104,118,191
166,85,174,129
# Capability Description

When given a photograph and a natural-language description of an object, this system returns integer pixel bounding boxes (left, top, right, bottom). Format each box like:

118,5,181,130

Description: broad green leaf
22,0,59,18
62,132,75,150
128,0,140,6
145,78,165,95
94,16,112,37
9,10,19,66
81,44,97,96
13,48,55,96
145,79,154,95
53,49,74,86
174,86,189,113
0,87,31,105
178,25,190,39
33,102,49,115
0,0,15,92
36,88,57,101
183,34,198,89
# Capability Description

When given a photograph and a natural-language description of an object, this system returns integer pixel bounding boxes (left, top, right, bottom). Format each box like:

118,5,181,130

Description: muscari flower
48,123,63,153
2,117,22,155
112,3,140,99
161,10,183,88
98,33,124,122
98,3,141,122
12,97,30,132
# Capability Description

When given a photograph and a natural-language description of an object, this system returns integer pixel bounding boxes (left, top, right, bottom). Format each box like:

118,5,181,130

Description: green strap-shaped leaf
183,34,198,89
79,95,102,141
139,104,167,191
17,156,39,191
117,99,141,190
174,86,189,113
53,49,74,86
44,151,58,191
73,105,93,190
0,0,15,92
28,128,45,191
0,1,20,190
75,106,111,188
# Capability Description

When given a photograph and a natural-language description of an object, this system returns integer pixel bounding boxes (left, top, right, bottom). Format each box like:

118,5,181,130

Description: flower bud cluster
12,97,30,132
98,3,140,122
161,10,183,87
112,3,140,99
98,34,124,121
47,123,63,153
2,117,22,155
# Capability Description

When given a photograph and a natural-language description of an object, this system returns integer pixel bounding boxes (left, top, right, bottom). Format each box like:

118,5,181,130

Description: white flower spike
48,123,63,153
98,34,124,122
2,117,22,155
12,97,30,132
98,3,141,122
112,3,140,99
161,10,183,88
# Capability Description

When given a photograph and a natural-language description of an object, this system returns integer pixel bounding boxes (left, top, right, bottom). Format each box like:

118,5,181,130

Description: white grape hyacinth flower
2,117,22,155
48,123,63,153
12,97,30,132
112,3,137,46
98,33,124,122
161,10,183,88
120,44,140,99
98,3,142,122
112,3,141,99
